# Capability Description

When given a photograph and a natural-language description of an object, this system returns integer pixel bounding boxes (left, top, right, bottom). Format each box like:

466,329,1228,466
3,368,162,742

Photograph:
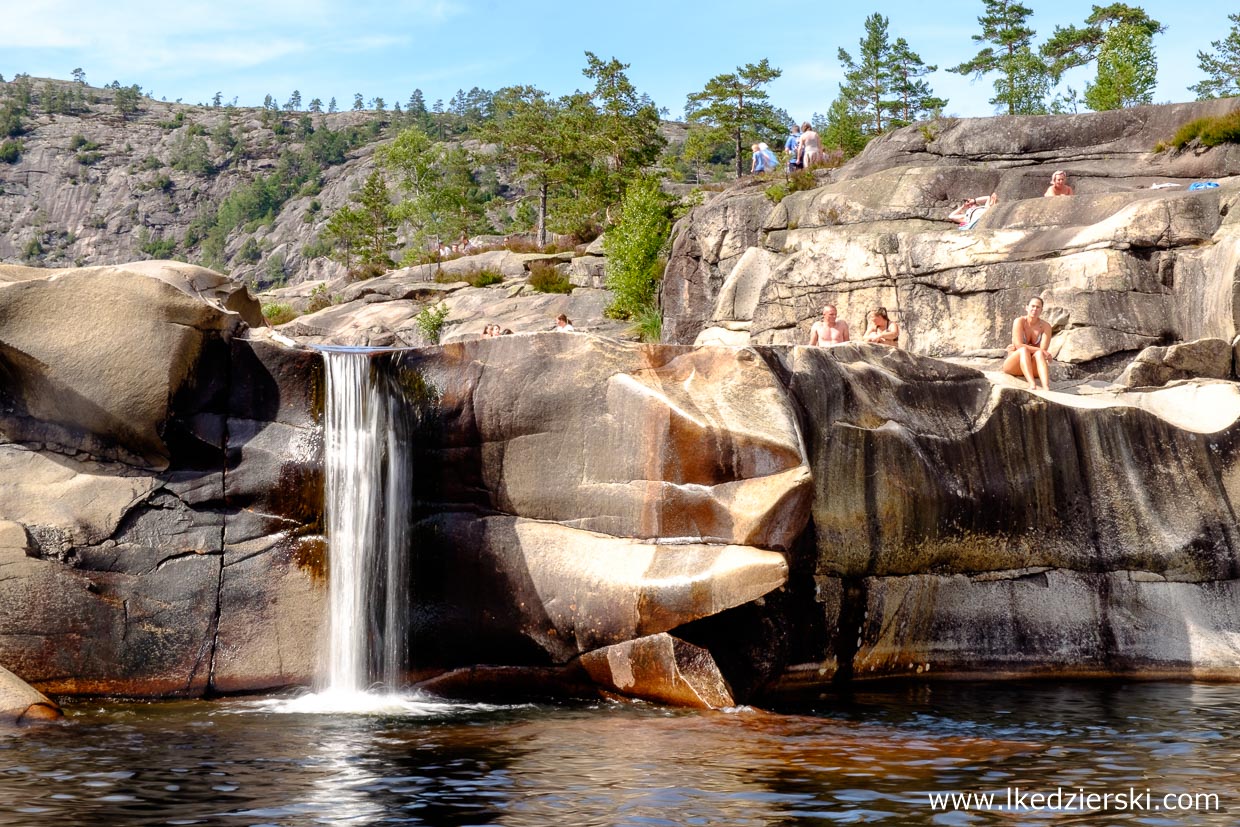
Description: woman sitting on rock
1001,296,1053,391
862,307,900,347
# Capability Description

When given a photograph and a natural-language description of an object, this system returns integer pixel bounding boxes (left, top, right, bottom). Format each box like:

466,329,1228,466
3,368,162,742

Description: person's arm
881,321,899,343
1009,316,1024,351
948,200,972,223
1043,186,1055,197
809,323,820,346
839,320,850,342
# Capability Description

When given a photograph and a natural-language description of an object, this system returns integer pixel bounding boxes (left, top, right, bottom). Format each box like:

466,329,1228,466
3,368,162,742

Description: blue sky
1,0,1232,121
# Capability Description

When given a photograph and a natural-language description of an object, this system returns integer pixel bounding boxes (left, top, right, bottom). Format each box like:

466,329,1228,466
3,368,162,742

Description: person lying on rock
809,304,850,346
862,307,900,347
948,193,998,229
1001,296,1053,391
1044,170,1073,197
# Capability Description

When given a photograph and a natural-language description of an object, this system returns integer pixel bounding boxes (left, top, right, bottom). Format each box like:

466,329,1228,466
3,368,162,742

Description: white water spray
320,348,410,696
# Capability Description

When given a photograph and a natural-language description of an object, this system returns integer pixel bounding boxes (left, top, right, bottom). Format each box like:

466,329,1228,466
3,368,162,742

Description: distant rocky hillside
0,76,692,289
0,76,401,286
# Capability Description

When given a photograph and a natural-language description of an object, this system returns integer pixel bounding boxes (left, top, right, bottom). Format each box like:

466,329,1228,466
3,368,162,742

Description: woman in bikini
862,307,900,347
1001,296,1053,391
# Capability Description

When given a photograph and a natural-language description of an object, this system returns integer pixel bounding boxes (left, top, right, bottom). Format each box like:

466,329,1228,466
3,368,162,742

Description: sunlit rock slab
409,513,788,666
0,663,61,724
393,334,812,549
580,633,735,709
0,262,254,468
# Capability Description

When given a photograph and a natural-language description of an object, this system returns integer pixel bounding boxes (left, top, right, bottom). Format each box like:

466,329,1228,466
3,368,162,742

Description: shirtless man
809,304,850,346
1044,170,1073,197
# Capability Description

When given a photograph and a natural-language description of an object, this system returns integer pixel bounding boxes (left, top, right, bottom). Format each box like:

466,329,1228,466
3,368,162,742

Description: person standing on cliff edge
809,304,849,346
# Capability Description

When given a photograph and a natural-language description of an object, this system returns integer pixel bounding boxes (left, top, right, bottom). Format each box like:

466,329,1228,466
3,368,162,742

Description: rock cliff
7,100,1240,708
667,98,1240,379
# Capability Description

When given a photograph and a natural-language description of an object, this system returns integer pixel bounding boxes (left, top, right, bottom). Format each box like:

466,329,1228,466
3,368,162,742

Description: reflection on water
1,682,1238,825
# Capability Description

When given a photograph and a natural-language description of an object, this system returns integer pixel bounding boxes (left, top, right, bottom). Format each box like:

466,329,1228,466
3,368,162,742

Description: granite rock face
9,101,1240,708
667,99,1240,379
0,262,325,697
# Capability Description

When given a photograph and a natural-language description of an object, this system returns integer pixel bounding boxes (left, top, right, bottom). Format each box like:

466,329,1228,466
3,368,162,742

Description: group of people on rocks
751,122,826,173
949,170,1074,228
806,297,1053,391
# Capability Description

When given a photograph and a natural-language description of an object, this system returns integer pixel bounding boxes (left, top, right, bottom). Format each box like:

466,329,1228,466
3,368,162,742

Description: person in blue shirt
785,125,801,171
751,143,778,174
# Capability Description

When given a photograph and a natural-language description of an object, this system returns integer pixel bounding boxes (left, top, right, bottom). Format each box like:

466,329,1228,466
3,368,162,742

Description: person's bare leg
1017,348,1037,389
1033,350,1050,391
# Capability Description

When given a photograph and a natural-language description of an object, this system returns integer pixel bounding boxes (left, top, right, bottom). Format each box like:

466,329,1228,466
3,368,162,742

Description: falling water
320,348,410,696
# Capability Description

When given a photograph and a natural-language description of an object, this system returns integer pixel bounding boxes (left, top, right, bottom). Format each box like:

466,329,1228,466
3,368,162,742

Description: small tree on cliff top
685,59,785,179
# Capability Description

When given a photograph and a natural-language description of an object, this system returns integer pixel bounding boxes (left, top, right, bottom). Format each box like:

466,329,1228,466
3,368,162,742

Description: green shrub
765,182,789,204
76,150,103,166
633,302,662,343
306,284,334,313
68,134,99,151
262,303,298,325
603,176,673,320
415,302,450,344
0,139,21,164
237,236,261,263
1167,111,1240,150
435,268,504,288
527,261,572,294
138,228,177,259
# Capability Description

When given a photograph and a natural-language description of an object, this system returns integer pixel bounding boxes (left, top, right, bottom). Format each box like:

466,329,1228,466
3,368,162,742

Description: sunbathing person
948,193,998,229
1044,170,1073,197
809,304,849,346
1001,296,1053,391
862,307,900,347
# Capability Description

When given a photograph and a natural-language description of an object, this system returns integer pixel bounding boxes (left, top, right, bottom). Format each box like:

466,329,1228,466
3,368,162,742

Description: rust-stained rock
769,344,1240,581
580,633,735,709
0,664,61,724
396,334,812,549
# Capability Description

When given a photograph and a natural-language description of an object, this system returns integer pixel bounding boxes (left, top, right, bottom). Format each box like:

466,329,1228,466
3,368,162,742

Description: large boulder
393,334,812,549
0,260,327,697
0,664,61,724
0,262,255,467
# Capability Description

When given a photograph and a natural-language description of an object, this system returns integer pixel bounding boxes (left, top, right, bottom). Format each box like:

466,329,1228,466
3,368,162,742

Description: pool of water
2,681,1237,825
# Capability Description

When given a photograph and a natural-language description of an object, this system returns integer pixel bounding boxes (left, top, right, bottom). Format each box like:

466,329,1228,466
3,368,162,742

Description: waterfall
320,348,410,695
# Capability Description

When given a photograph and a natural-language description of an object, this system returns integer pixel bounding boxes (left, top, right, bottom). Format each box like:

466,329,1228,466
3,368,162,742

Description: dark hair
1029,296,1044,306
556,314,571,324
870,307,889,323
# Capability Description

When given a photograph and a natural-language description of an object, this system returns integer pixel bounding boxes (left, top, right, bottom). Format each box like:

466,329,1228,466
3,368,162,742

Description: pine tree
889,38,947,126
837,14,897,134
328,97,338,114
1190,13,1240,99
950,0,1049,114
353,170,397,271
1083,23,1158,109
352,93,364,111
685,59,784,179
